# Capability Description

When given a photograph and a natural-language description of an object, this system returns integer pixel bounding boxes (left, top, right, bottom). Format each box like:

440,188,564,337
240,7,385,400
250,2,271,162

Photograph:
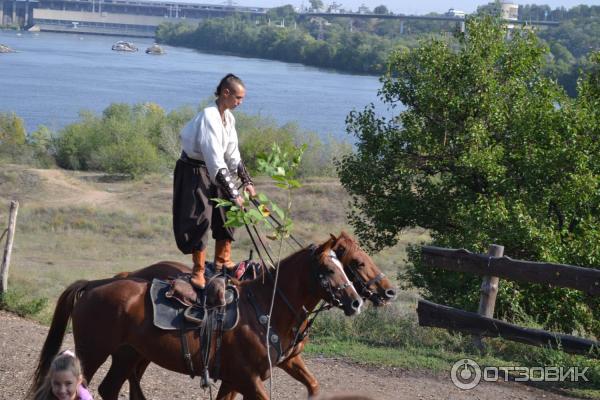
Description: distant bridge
0,0,267,37
300,12,559,26
299,11,559,34
300,11,559,25
0,0,559,38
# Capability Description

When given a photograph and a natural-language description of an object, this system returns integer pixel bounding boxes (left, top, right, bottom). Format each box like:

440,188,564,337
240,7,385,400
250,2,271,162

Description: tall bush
336,17,600,336
54,103,187,177
0,112,26,146
51,102,346,178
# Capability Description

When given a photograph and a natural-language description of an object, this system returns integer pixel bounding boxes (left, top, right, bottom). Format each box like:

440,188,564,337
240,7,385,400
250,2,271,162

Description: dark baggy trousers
172,157,235,254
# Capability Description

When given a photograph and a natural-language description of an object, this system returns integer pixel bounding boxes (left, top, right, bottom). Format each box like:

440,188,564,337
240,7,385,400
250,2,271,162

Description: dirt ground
0,310,579,400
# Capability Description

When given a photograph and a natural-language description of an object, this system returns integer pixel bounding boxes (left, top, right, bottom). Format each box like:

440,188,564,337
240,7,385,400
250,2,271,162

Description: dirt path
30,169,116,207
0,311,577,400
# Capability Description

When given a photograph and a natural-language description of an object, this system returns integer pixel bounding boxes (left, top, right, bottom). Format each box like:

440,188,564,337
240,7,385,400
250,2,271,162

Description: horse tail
29,279,88,397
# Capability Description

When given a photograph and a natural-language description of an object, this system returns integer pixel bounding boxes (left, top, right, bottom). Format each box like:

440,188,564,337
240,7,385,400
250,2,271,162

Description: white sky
204,1,600,15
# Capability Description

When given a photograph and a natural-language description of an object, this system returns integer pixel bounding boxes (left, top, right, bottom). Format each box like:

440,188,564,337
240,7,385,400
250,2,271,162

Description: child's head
34,350,84,400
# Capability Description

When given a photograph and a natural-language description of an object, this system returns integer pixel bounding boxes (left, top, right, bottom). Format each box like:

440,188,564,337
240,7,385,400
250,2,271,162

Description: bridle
245,245,358,365
334,247,387,304
310,245,355,309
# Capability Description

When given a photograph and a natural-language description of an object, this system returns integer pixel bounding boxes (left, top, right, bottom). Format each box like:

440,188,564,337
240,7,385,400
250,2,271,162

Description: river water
0,30,391,141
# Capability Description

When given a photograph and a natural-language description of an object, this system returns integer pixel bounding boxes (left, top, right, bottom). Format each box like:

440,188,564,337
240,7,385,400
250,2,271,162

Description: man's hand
244,184,257,198
234,195,245,209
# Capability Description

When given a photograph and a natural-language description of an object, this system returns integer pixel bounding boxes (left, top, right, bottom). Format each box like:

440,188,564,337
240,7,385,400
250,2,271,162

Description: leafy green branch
213,143,307,241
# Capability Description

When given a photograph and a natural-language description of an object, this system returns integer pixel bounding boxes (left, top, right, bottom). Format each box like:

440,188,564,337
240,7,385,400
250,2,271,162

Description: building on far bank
446,8,466,18
358,4,371,14
500,1,519,21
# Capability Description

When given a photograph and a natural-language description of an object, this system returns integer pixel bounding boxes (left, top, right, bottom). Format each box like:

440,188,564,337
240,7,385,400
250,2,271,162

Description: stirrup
184,287,206,324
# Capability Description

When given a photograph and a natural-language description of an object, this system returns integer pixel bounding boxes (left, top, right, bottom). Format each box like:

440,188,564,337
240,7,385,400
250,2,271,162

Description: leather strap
180,326,195,378
212,307,226,379
246,288,284,363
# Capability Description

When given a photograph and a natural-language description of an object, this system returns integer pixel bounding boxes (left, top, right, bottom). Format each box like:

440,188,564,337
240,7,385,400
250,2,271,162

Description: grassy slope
0,164,421,318
0,163,597,398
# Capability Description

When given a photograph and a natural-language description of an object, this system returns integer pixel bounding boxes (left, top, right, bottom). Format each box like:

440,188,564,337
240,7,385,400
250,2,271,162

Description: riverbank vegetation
0,103,350,178
156,3,600,96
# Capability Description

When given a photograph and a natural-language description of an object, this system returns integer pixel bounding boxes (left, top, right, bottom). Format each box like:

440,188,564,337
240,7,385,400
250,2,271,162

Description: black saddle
150,278,239,331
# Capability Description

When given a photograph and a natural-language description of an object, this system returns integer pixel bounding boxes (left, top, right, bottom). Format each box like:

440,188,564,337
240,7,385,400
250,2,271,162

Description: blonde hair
32,351,83,400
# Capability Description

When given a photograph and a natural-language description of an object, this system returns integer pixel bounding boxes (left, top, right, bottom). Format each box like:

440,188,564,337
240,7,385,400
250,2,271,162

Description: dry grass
3,164,598,398
0,163,424,323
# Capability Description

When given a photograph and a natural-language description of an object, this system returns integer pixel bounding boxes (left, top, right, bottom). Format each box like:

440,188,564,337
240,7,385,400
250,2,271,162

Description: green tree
309,0,323,11
0,112,26,146
373,5,389,15
476,1,501,17
337,17,600,335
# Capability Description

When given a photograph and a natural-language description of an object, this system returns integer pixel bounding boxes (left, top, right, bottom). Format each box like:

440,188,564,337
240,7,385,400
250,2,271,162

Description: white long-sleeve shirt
180,106,241,182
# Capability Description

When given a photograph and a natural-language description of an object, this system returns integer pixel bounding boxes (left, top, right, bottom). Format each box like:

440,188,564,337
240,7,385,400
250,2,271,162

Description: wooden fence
0,201,19,294
417,244,600,358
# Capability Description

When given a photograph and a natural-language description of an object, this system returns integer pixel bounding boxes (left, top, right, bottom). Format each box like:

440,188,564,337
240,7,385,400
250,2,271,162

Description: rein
242,201,359,398
250,197,304,248
244,247,337,364
255,199,385,304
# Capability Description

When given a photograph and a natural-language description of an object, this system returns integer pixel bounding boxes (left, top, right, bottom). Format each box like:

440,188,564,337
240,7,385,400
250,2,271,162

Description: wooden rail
419,244,600,357
418,300,600,358
422,246,600,296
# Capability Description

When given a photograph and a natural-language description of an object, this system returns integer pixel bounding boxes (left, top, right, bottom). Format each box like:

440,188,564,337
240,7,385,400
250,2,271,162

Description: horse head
328,232,397,306
313,241,364,316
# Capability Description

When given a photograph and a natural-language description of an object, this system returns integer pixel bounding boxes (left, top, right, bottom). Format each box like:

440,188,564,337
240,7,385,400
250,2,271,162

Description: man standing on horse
173,73,256,302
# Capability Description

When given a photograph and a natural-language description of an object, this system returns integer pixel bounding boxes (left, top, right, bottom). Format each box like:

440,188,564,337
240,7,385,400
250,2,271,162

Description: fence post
473,243,504,351
0,201,19,294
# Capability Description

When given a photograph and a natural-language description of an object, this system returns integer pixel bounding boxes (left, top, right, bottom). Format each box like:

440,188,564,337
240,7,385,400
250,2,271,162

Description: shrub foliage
336,17,600,336
2,102,348,179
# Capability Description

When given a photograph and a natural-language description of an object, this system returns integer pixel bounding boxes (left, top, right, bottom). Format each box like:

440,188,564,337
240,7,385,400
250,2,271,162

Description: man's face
223,83,246,110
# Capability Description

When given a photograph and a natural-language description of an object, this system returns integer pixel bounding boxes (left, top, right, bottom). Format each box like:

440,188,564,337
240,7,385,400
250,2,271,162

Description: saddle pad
150,279,240,331
151,279,190,331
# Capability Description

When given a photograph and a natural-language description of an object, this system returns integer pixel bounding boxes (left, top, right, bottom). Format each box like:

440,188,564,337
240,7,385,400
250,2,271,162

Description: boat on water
145,43,165,55
112,41,138,52
0,44,15,53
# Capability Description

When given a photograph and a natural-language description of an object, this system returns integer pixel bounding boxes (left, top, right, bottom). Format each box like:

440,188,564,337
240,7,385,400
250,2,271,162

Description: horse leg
98,345,145,400
236,376,269,400
278,354,320,396
216,380,239,400
77,347,110,389
107,345,150,400
129,357,151,400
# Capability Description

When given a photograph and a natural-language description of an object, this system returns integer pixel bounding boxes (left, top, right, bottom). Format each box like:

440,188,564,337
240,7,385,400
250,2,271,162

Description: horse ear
329,233,337,242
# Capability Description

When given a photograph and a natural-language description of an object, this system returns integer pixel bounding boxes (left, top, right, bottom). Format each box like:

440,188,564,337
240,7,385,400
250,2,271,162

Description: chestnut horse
32,237,364,400
118,232,397,399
